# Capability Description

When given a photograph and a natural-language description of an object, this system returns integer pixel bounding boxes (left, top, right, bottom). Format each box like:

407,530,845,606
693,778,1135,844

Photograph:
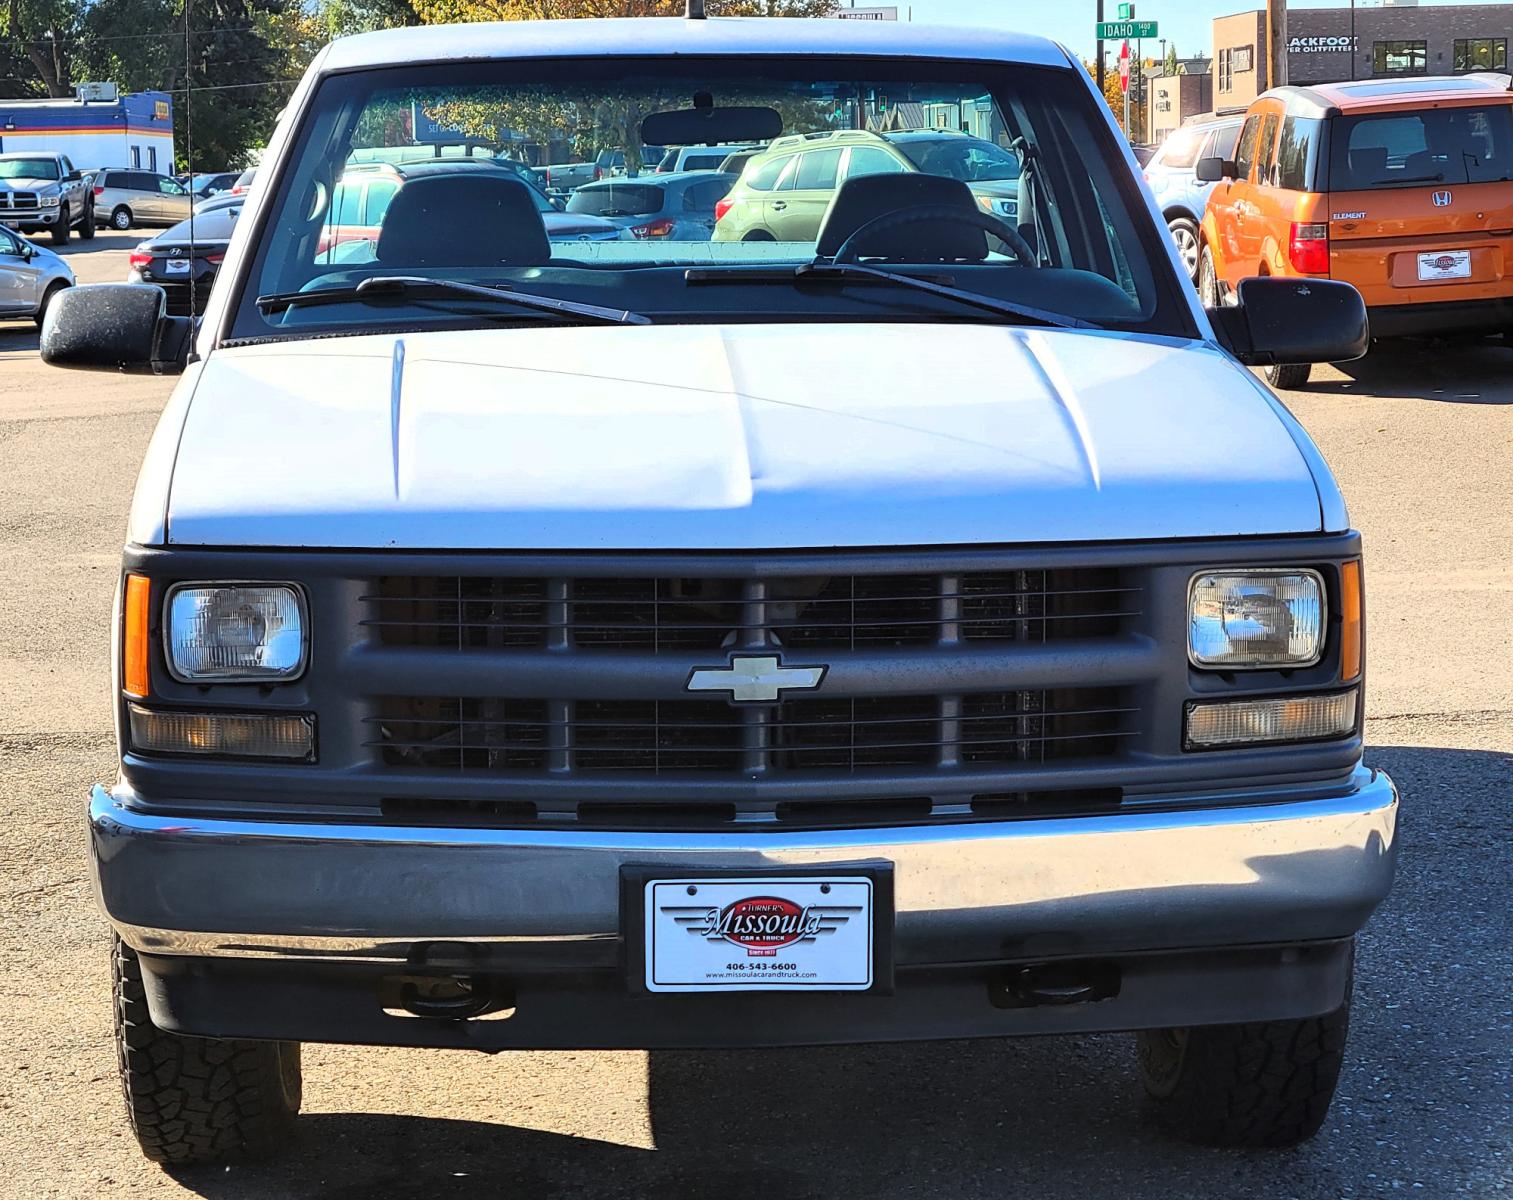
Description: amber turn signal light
1340,561,1362,682
123,574,151,698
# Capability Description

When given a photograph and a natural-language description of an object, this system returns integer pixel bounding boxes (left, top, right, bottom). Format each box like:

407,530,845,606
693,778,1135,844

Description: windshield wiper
255,276,650,325
792,263,1095,330
686,264,1093,330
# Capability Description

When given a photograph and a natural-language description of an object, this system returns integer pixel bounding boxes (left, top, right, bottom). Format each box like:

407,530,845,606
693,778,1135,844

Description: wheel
1198,243,1220,309
1135,957,1351,1148
111,206,133,231
113,937,302,1165
1168,216,1200,283
742,229,775,242
51,205,69,244
34,281,66,327
79,202,96,240
1265,362,1312,389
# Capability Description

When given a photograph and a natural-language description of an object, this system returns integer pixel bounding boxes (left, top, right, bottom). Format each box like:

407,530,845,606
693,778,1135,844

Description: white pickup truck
0,151,96,244
43,13,1396,1167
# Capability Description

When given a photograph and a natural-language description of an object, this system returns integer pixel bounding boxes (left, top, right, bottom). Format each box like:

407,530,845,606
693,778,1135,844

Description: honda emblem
1432,190,1453,207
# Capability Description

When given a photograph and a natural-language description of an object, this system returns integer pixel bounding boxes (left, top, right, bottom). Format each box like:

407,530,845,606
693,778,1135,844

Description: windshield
0,158,59,181
888,135,1022,182
1330,105,1513,189
229,57,1184,341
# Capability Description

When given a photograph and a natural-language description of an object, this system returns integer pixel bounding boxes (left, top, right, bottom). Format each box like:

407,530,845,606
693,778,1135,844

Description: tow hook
990,961,1121,1009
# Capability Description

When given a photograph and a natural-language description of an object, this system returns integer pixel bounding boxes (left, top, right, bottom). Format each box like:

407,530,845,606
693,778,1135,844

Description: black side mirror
1208,277,1369,367
40,284,192,375
1195,156,1237,183
64,170,82,182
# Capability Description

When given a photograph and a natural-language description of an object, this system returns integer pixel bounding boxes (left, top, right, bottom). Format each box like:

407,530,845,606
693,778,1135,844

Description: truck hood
161,324,1324,549
0,177,59,191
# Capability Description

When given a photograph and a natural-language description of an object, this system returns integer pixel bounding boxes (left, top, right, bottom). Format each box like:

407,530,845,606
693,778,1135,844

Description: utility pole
1266,0,1287,89
1096,0,1105,94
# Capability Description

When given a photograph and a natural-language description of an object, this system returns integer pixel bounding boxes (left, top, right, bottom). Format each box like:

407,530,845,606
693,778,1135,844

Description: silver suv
93,169,193,231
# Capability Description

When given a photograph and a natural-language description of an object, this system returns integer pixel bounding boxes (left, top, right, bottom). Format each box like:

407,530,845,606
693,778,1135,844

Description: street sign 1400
1097,20,1158,39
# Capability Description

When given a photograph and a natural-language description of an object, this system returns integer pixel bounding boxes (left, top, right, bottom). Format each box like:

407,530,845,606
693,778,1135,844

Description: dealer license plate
643,876,874,992
165,258,191,275
1417,249,1471,281
2,220,18,230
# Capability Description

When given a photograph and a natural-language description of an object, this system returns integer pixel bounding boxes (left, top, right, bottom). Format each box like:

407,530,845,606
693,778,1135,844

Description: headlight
1188,569,1325,669
39,195,60,207
165,583,307,682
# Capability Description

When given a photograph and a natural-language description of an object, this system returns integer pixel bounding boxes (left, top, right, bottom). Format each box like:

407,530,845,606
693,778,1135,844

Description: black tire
79,201,96,240
742,229,776,242
111,206,133,231
34,281,66,327
1198,243,1220,309
113,937,302,1165
1168,216,1201,283
51,205,69,244
1135,960,1351,1148
1265,362,1312,389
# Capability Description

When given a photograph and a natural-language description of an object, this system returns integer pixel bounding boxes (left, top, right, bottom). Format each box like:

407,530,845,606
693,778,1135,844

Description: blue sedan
565,171,738,241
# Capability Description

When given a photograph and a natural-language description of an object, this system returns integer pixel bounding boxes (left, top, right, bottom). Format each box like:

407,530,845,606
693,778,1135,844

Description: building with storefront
0,88,174,172
1212,3,1513,113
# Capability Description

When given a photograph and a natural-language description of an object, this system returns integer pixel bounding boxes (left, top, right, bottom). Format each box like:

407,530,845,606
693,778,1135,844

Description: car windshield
230,57,1182,340
889,135,1022,182
1330,105,1513,189
160,207,242,243
567,183,664,217
0,158,59,181
1154,126,1207,170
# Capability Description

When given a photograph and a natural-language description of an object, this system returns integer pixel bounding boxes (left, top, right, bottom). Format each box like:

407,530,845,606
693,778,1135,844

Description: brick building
1146,58,1214,144
1213,3,1513,114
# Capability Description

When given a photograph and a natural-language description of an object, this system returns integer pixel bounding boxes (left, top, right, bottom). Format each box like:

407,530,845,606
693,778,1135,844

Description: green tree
1,0,79,96
1164,43,1178,76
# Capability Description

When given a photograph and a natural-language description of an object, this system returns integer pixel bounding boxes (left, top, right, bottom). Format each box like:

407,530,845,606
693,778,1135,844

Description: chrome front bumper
92,765,1398,969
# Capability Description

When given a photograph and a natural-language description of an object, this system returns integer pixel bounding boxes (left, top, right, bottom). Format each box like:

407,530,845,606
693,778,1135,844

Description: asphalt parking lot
2,239,1510,1199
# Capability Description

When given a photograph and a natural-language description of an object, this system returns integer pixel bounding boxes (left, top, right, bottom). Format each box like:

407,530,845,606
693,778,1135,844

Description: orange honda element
1199,75,1513,387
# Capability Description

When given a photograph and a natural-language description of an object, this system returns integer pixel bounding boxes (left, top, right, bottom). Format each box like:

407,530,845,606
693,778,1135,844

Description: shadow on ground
149,744,1511,1199
1305,337,1513,403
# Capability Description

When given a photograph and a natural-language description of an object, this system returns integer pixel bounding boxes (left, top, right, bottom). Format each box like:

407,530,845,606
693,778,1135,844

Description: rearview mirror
1195,156,1237,183
40,284,192,375
1208,277,1368,367
642,105,782,147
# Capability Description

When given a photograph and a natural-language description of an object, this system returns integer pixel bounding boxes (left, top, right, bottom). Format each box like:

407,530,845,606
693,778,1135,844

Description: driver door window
844,145,909,180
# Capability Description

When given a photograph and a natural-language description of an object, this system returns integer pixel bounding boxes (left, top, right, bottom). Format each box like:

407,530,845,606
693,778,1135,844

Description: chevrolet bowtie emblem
686,654,828,703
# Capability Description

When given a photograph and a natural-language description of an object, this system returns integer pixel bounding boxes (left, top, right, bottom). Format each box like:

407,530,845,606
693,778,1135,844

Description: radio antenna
184,0,196,323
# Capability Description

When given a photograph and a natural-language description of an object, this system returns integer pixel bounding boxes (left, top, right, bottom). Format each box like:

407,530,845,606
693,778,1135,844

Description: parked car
537,160,598,192
315,159,627,263
593,146,665,178
1144,117,1243,282
126,203,241,315
656,144,757,173
883,129,1023,224
192,189,247,217
93,169,193,231
186,171,242,201
42,13,1393,1167
713,129,917,242
0,152,96,244
228,167,256,195
717,147,763,176
0,226,73,324
566,171,738,240
1200,74,1513,386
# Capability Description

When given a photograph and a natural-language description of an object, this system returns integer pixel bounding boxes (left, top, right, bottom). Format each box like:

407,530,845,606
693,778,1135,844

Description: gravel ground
1,241,1509,1198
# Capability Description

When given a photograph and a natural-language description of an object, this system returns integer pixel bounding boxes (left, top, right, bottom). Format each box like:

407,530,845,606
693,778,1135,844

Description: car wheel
113,937,302,1164
111,206,133,231
742,229,775,242
1135,952,1351,1148
79,202,96,240
1265,362,1313,390
1168,217,1200,283
51,205,69,245
1197,244,1220,309
34,281,66,327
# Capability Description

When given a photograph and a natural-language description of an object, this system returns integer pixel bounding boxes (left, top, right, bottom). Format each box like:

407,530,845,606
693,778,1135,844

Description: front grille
0,192,38,210
371,689,1133,777
364,569,1136,652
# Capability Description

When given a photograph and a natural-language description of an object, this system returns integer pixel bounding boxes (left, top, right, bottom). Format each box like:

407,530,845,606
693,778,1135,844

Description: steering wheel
830,203,1038,267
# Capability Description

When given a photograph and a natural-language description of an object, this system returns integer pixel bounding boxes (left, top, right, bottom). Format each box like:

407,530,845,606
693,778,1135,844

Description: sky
862,0,1511,67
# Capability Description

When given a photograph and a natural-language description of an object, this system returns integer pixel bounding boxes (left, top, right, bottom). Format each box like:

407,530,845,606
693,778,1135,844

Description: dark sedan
127,204,240,315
